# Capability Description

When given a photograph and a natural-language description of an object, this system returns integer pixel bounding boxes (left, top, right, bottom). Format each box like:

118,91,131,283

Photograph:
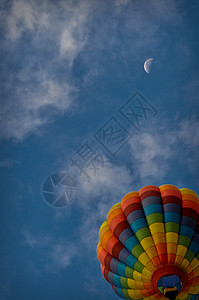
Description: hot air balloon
97,185,199,300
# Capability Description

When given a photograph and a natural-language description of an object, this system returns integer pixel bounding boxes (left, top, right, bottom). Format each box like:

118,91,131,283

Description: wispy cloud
65,160,134,253
77,161,132,203
46,242,77,272
129,117,199,183
23,230,40,248
6,0,39,39
0,158,19,168
129,130,176,181
22,229,77,272
1,0,186,143
1,0,90,142
59,2,89,64
177,118,199,175
0,70,75,142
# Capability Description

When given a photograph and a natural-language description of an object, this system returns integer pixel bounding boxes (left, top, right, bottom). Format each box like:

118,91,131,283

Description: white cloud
6,0,50,39
130,131,175,181
178,118,199,148
23,230,39,248
77,160,132,206
129,117,199,182
22,230,77,272
1,0,91,142
7,1,35,39
23,229,52,249
68,160,134,251
59,2,89,63
177,118,199,174
47,242,77,271
6,0,90,61
59,28,86,64
0,71,75,142
52,159,134,254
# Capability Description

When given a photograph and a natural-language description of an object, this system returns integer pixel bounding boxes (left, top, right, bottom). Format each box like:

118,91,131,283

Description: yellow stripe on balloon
98,221,109,240
142,267,152,278
190,257,199,270
146,246,158,258
133,271,151,284
180,188,199,199
153,233,165,244
176,245,187,257
181,258,190,270
145,260,156,273
107,203,121,218
138,252,150,265
166,232,178,244
140,237,154,250
127,278,144,289
149,223,164,235
167,243,177,254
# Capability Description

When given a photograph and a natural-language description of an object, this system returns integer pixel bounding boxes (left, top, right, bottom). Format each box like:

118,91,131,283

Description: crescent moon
144,58,154,74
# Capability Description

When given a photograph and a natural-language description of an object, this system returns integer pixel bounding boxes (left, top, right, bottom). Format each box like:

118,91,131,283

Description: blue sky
0,0,199,299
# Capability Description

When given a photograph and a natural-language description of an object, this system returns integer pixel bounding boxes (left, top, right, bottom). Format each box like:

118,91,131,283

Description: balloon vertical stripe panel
175,189,199,267
97,185,199,299
182,190,199,265
160,184,182,265
139,186,167,265
121,192,160,270
97,242,149,281
98,223,150,276
106,202,153,277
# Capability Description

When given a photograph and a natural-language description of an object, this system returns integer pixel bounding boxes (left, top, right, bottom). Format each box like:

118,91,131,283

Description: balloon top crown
97,184,199,300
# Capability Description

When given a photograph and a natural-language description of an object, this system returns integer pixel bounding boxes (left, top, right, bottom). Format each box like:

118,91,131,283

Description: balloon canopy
97,184,199,300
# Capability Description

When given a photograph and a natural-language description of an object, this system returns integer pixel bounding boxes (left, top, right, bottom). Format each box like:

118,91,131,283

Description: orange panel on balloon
106,235,118,254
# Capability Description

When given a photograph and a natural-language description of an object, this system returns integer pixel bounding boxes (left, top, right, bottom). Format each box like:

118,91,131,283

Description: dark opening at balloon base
151,265,186,299
164,287,178,300
157,274,182,296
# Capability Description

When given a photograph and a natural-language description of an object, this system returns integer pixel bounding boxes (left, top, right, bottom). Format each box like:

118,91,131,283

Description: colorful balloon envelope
97,185,199,300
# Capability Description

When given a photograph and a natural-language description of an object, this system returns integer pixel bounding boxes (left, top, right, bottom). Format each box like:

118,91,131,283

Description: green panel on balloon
122,289,129,299
131,244,144,257
146,213,163,225
120,277,129,288
125,266,133,278
185,249,195,261
178,235,191,248
136,227,151,241
134,261,144,273
165,222,179,233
